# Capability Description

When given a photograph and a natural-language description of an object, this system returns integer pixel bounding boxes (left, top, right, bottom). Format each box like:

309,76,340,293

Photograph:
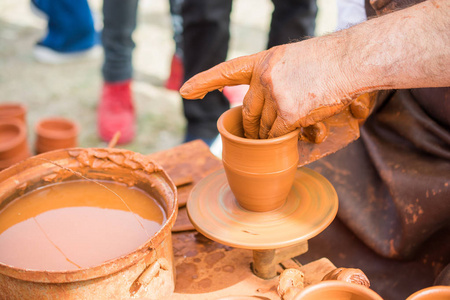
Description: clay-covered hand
350,91,377,121
289,91,377,145
300,122,328,144
180,38,356,139
370,0,424,16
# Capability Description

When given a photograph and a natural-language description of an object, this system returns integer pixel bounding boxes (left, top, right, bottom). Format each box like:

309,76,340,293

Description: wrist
314,31,362,105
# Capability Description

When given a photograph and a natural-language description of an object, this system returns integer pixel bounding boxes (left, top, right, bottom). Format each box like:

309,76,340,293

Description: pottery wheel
187,167,338,250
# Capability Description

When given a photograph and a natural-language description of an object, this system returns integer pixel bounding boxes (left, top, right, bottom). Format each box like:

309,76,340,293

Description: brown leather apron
299,2,449,298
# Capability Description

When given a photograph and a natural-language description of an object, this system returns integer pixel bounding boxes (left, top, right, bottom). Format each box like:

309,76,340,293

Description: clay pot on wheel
294,281,383,300
406,286,450,300
0,119,31,171
217,106,300,212
35,117,79,154
0,103,27,123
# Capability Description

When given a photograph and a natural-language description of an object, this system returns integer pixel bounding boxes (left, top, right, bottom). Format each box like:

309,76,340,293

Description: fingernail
180,83,192,96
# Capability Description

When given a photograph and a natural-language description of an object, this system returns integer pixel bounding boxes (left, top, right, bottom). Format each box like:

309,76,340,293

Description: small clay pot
217,106,300,212
0,103,27,123
35,117,79,154
0,119,31,170
406,286,450,300
294,281,383,300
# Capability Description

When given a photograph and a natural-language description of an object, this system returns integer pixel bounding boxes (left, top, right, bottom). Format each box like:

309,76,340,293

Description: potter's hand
181,0,450,139
180,40,355,139
370,0,419,16
299,92,377,145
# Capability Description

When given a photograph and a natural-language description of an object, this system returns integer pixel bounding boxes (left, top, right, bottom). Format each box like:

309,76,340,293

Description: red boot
97,80,135,144
165,54,184,91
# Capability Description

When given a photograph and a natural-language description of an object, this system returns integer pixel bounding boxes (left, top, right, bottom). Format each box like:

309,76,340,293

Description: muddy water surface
0,180,166,271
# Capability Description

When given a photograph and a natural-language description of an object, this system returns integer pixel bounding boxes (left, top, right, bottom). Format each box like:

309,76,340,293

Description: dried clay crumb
277,268,305,300
322,267,370,287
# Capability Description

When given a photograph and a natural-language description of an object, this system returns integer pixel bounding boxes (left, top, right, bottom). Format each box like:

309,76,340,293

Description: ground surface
0,0,336,155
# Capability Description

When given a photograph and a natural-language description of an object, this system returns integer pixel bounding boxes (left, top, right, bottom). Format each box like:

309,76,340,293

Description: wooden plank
170,232,336,299
147,140,223,232
148,140,223,208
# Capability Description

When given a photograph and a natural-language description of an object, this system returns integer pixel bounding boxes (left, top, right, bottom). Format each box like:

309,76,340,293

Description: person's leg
98,0,139,144
181,0,232,145
268,0,317,48
165,0,185,91
170,0,185,60
101,0,139,83
32,0,100,63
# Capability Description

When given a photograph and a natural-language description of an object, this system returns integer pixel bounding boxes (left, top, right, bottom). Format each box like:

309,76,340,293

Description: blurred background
0,0,336,155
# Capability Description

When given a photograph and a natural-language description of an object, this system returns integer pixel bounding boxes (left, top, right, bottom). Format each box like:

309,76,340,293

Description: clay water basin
0,148,177,299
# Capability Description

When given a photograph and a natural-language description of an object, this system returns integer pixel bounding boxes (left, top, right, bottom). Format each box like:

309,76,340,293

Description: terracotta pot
217,106,300,212
35,117,79,154
406,286,450,300
0,103,27,123
294,281,383,300
0,148,178,299
0,119,31,170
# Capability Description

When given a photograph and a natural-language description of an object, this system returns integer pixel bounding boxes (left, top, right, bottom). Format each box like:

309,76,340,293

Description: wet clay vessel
35,117,79,154
0,103,27,123
0,148,177,299
406,286,450,300
188,106,338,250
217,105,301,212
294,281,383,300
187,168,338,249
0,119,31,171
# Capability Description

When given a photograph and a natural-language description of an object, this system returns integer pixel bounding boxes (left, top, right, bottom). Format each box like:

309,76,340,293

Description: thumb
180,54,258,99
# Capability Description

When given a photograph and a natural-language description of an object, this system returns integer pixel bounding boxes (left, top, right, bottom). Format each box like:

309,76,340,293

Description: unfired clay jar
293,281,383,300
217,106,301,212
35,117,79,154
406,286,450,300
0,119,31,170
0,103,27,123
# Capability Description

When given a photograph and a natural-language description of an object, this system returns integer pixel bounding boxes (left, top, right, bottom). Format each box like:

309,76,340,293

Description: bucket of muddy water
0,148,177,299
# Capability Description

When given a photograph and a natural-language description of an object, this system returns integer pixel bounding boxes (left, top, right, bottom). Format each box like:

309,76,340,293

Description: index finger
180,54,259,99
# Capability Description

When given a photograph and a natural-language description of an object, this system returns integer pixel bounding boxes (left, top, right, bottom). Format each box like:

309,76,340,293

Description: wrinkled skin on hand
180,38,356,139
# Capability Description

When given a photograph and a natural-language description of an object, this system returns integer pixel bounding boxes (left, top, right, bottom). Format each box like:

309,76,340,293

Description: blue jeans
34,0,98,53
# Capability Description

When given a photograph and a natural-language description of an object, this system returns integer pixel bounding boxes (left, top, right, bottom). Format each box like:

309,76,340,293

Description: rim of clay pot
406,286,450,300
35,117,79,140
0,103,27,122
35,142,72,155
0,148,177,284
217,105,301,145
294,281,383,300
0,119,27,153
